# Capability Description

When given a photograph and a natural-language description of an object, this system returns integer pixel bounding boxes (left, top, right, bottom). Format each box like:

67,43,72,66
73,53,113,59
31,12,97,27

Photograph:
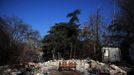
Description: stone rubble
0,59,127,75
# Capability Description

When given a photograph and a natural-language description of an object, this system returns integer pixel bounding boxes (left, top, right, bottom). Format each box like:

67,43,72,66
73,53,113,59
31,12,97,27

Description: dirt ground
49,70,82,75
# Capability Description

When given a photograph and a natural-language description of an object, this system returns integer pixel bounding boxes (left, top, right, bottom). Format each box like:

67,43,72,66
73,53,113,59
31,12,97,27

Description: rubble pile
0,59,127,75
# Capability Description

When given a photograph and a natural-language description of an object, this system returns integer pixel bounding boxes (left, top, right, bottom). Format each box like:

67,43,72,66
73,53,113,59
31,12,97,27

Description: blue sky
0,0,115,37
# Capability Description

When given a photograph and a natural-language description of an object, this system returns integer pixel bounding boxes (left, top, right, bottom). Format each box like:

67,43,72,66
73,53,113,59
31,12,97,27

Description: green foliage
42,22,68,59
42,9,81,60
67,9,80,24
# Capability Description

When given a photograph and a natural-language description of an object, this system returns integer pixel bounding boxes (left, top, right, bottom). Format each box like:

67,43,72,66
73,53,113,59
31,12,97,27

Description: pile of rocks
0,59,127,75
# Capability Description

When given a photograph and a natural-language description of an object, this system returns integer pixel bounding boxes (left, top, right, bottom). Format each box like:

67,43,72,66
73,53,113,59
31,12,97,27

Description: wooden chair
59,61,76,71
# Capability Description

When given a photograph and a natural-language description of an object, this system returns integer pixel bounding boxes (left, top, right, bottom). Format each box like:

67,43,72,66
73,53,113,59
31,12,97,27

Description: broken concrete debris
0,59,127,75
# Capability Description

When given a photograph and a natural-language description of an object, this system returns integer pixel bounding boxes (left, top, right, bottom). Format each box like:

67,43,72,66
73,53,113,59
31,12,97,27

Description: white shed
102,47,121,62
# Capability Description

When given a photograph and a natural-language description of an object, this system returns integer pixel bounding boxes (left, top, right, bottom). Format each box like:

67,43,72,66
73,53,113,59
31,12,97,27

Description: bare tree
0,16,41,64
82,9,103,60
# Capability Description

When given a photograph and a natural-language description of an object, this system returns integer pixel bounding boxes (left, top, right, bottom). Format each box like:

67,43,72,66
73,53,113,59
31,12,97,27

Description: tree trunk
70,43,73,58
52,48,55,60
73,45,76,58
